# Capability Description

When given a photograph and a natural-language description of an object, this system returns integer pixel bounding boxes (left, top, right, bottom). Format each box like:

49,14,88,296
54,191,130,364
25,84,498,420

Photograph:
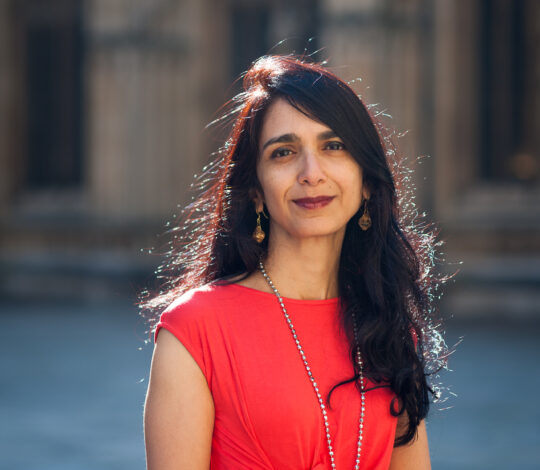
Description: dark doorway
479,0,538,183
21,0,85,190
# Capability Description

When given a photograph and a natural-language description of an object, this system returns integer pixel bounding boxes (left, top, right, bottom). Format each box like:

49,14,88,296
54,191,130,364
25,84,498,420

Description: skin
145,328,214,469
389,417,431,469
144,98,431,469
243,98,369,300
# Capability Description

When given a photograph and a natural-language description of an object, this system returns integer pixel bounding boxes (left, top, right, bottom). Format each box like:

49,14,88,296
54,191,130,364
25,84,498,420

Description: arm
144,328,215,470
388,417,431,470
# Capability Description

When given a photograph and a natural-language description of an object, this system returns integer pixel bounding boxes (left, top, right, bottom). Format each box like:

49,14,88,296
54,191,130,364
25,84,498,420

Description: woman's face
255,98,368,242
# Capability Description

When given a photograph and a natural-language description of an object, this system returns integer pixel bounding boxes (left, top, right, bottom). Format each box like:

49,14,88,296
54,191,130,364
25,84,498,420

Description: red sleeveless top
154,283,397,469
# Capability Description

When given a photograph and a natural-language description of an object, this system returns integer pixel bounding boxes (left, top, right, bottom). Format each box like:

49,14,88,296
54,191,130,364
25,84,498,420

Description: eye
325,141,345,151
271,147,294,158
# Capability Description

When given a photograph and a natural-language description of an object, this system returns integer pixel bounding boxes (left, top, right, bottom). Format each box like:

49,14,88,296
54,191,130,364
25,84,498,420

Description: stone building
0,0,538,316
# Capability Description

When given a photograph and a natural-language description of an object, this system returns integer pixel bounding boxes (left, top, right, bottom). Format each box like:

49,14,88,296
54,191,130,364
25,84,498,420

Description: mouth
292,196,335,210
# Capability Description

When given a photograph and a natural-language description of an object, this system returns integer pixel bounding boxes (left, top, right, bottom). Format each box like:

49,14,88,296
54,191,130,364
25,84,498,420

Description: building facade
0,0,538,315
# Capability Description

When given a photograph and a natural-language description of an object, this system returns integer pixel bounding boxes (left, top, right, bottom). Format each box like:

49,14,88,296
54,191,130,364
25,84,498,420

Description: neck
260,232,344,300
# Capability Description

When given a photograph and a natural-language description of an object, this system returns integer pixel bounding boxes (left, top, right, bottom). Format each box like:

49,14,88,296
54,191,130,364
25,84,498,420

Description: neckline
228,282,340,306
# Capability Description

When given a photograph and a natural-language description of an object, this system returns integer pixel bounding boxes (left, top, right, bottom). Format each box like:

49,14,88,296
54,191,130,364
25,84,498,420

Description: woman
142,55,446,469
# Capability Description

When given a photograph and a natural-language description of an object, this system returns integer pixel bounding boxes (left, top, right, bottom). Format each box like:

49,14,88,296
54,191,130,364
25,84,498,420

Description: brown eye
272,148,293,158
325,141,345,151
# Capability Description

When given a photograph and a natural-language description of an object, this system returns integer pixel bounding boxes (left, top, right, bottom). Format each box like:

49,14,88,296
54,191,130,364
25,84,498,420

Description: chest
208,309,397,468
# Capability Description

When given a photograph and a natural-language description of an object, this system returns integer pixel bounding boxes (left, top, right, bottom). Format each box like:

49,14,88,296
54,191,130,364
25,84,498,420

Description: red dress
154,283,398,469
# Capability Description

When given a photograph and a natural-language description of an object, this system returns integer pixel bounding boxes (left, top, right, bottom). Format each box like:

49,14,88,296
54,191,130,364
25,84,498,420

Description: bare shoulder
152,327,208,374
144,328,214,469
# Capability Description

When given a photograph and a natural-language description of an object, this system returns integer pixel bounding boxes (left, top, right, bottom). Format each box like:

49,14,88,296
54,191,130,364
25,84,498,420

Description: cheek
257,169,285,207
340,165,364,207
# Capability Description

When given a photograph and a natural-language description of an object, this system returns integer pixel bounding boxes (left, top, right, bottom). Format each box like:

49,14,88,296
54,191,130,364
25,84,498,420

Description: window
24,0,85,189
479,0,538,183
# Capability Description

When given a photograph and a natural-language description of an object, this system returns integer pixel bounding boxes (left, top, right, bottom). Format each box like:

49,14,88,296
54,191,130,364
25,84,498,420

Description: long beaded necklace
259,260,366,469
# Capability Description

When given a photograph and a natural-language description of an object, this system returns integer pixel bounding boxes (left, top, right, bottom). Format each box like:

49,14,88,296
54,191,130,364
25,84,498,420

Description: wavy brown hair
139,55,449,446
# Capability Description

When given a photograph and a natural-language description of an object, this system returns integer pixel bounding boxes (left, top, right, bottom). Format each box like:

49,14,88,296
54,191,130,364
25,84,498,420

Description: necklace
258,261,366,469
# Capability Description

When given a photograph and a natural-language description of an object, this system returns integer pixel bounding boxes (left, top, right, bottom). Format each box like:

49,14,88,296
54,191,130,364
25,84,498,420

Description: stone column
85,0,229,222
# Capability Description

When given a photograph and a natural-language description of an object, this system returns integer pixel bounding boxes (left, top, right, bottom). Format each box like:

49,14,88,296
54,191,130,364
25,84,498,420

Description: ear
249,188,265,212
362,186,371,202
254,199,264,213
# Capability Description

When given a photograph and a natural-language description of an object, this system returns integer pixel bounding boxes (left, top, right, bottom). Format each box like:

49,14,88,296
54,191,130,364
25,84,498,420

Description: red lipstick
293,196,335,209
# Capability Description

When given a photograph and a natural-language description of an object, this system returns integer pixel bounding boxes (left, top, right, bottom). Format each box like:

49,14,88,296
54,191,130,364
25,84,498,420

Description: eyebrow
261,130,339,152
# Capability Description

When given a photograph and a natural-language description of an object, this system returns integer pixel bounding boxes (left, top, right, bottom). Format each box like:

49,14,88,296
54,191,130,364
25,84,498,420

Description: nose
297,149,326,185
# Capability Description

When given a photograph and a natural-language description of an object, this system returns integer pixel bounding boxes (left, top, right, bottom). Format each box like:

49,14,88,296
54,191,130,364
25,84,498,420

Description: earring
358,198,371,231
252,211,265,243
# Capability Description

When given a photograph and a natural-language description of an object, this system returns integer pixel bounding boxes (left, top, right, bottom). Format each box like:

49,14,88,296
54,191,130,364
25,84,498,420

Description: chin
289,223,347,240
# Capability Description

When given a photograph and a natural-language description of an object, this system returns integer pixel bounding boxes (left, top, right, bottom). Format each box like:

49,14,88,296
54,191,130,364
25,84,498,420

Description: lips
293,196,335,209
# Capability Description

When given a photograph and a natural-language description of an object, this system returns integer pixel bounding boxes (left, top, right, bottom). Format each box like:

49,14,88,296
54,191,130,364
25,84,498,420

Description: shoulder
153,282,240,348
153,284,244,391
160,281,245,323
154,280,271,346
163,284,218,314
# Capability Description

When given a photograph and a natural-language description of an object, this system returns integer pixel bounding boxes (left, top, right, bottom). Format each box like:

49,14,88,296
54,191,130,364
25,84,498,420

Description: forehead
259,98,331,144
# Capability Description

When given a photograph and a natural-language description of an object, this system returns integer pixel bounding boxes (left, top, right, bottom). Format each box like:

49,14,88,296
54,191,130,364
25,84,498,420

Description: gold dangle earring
358,198,371,231
252,208,267,243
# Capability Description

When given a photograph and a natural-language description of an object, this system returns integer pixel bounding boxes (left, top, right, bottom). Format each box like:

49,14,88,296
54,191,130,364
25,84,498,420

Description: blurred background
0,0,539,469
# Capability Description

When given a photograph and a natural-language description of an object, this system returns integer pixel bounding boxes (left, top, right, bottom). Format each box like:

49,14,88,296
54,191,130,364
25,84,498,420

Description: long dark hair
139,55,448,446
